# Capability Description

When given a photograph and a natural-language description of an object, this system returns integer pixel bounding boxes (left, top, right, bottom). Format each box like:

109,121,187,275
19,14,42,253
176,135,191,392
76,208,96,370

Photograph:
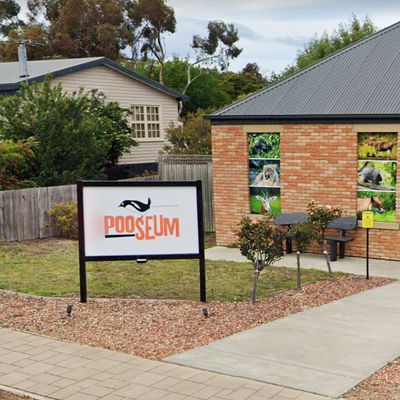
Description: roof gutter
207,114,400,125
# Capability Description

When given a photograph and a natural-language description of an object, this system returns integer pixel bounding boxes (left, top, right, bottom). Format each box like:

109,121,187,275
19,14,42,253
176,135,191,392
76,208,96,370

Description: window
248,133,281,215
357,133,397,223
131,105,161,139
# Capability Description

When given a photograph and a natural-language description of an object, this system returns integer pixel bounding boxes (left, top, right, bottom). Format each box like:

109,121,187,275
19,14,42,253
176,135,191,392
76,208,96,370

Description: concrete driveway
166,282,400,398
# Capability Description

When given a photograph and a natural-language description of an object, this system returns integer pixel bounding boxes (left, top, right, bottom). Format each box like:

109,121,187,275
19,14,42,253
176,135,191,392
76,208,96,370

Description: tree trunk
252,269,260,305
159,61,165,85
296,251,301,290
322,241,334,279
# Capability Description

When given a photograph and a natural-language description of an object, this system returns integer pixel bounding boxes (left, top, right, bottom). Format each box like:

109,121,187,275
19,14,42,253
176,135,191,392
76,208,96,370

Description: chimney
18,41,29,78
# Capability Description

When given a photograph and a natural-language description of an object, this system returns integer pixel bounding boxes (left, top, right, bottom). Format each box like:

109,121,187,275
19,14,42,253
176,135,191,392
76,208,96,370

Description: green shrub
48,202,78,240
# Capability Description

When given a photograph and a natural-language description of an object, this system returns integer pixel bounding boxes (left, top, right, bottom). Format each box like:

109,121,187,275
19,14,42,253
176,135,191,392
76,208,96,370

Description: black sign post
361,211,373,280
366,228,370,280
77,180,206,303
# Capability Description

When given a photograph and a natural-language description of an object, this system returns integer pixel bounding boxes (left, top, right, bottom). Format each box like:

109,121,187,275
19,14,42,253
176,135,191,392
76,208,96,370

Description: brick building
209,21,400,260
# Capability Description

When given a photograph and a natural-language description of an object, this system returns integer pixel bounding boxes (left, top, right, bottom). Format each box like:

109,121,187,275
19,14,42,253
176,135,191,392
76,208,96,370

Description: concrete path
0,326,335,400
166,281,400,398
206,246,400,279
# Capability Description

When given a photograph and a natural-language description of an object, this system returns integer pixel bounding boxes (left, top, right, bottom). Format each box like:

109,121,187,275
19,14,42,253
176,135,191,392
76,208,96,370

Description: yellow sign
362,211,374,228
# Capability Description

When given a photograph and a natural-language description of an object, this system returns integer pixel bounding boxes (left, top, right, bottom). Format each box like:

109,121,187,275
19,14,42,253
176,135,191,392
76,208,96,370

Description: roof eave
0,57,189,102
207,114,400,125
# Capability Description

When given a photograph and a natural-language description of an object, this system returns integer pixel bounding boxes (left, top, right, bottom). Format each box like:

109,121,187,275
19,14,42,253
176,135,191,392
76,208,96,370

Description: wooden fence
0,185,76,242
0,155,214,242
159,155,214,232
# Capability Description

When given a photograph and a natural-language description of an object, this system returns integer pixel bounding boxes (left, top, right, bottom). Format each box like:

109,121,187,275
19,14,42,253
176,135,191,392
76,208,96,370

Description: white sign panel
81,184,200,257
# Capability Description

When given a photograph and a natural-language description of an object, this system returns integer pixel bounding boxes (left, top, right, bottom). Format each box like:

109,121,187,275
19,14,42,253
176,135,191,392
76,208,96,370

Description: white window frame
131,105,163,142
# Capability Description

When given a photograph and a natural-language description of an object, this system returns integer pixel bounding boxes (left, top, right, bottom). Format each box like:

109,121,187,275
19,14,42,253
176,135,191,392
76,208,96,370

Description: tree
164,109,212,155
271,15,377,82
1,0,131,61
126,0,176,84
0,138,36,190
123,57,231,114
0,80,136,186
220,62,267,100
236,216,283,304
0,0,21,35
306,201,342,279
182,21,242,99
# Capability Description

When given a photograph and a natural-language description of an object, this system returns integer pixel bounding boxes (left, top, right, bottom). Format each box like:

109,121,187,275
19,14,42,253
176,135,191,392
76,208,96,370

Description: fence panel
0,184,76,242
0,156,214,242
159,155,214,232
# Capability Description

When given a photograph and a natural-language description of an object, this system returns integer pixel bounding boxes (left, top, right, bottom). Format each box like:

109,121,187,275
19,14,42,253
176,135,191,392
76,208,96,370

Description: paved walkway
206,246,400,279
0,326,334,400
166,281,400,398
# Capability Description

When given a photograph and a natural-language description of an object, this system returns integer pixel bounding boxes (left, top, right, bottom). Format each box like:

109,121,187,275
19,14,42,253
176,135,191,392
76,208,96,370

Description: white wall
52,65,180,165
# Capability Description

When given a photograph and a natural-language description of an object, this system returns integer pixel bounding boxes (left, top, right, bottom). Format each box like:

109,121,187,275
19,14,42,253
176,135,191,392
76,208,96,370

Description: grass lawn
0,235,342,301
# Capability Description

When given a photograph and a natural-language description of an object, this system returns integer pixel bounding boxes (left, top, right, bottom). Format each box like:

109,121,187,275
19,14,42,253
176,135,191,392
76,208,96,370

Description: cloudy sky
16,0,400,75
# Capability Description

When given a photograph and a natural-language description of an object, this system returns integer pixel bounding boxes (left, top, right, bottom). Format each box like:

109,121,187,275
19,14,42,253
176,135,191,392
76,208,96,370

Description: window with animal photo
248,133,281,215
357,133,398,223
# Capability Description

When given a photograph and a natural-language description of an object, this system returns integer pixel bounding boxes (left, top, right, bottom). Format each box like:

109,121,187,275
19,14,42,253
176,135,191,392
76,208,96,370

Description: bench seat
323,236,354,261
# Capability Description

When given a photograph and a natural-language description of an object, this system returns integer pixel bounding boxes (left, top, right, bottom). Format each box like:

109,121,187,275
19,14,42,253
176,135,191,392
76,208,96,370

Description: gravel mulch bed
0,276,392,361
0,390,31,400
345,357,400,400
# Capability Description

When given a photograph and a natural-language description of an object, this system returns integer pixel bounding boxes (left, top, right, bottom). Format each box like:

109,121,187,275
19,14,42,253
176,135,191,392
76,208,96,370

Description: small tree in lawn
236,215,283,304
306,201,342,279
287,222,315,290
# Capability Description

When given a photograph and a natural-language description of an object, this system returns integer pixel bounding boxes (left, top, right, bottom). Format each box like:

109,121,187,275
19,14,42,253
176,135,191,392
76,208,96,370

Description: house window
131,105,161,139
357,133,397,223
248,133,281,215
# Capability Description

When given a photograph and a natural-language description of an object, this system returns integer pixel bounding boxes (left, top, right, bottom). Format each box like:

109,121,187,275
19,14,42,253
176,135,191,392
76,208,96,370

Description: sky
15,0,400,75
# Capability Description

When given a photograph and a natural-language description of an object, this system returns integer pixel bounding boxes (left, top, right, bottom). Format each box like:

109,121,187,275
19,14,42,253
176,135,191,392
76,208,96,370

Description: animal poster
248,133,281,214
358,161,397,191
249,133,280,159
249,159,280,187
250,187,281,215
357,133,397,223
357,191,396,222
358,133,397,160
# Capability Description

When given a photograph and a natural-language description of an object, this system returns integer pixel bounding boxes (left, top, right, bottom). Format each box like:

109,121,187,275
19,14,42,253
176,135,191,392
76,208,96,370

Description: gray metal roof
0,57,188,101
210,21,400,122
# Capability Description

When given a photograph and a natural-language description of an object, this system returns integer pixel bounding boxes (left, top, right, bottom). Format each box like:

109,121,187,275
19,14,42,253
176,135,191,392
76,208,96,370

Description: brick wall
212,123,400,260
212,125,249,245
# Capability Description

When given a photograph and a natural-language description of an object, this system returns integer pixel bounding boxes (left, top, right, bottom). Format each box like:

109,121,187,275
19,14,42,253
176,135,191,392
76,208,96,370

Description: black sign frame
77,180,206,303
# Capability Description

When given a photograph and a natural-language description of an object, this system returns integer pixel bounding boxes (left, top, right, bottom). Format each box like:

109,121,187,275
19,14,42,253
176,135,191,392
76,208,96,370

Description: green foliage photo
358,161,397,190
358,133,397,160
357,191,396,222
249,133,280,159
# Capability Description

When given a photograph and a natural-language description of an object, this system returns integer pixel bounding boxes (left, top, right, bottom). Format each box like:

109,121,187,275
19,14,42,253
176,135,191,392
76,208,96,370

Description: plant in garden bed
48,202,78,240
287,222,315,290
306,201,342,278
236,215,283,304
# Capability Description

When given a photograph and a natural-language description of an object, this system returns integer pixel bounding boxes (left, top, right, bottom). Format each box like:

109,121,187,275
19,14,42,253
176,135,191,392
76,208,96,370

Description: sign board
362,211,374,229
77,180,205,302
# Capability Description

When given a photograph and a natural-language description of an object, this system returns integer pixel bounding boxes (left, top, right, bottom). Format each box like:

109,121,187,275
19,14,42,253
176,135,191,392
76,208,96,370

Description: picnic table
324,216,357,261
274,213,357,261
273,212,307,254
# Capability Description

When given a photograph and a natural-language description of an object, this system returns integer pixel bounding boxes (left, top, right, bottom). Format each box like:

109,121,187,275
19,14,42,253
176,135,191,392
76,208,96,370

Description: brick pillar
211,125,249,245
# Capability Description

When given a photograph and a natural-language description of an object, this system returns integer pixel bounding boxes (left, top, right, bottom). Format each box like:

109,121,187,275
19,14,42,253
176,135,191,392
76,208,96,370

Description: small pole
296,251,301,290
366,228,370,280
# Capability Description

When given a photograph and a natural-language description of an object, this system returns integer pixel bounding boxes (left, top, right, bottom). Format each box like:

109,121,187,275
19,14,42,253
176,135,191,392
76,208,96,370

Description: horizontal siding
52,65,179,164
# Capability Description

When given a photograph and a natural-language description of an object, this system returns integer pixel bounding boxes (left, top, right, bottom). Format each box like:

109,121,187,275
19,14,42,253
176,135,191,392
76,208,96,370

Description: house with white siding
0,57,187,173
